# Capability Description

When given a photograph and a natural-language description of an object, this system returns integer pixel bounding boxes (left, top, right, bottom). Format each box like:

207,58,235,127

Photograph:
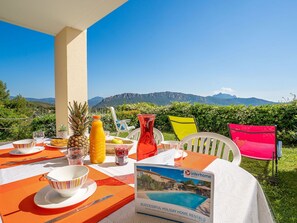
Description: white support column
54,27,88,135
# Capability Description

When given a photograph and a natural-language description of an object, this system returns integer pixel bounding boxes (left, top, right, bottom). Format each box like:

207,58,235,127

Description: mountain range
94,92,275,108
13,96,104,107
19,92,275,107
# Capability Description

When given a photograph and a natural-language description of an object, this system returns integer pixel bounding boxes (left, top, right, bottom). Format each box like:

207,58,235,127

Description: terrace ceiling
0,0,127,35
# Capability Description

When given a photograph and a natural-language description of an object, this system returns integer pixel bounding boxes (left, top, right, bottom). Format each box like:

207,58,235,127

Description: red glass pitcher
137,114,157,161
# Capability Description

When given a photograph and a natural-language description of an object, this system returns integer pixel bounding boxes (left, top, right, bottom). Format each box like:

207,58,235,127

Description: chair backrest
127,128,164,144
109,107,118,129
228,123,277,160
168,116,198,141
181,132,241,165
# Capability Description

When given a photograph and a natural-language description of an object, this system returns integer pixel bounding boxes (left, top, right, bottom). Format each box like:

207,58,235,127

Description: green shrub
31,114,56,138
0,105,32,140
3,100,296,146
107,101,297,146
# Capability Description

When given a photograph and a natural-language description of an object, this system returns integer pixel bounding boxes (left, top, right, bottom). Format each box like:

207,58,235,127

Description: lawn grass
161,132,297,223
240,147,297,223
118,131,297,222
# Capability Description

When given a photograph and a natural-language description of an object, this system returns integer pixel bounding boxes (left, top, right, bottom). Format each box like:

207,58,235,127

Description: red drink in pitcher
136,114,157,161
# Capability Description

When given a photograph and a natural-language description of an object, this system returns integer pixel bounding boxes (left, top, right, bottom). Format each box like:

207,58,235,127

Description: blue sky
1,0,296,102
138,165,200,184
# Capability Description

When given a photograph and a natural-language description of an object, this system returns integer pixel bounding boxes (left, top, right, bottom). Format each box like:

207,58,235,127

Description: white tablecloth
0,143,275,223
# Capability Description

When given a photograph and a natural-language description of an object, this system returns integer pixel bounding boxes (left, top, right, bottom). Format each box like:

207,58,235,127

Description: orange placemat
181,151,217,170
128,153,137,160
129,151,217,171
0,147,65,169
0,166,134,223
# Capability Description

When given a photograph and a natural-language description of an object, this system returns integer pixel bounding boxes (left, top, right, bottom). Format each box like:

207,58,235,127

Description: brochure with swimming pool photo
135,154,214,223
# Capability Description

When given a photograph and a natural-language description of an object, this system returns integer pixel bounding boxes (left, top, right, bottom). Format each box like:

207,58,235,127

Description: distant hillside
14,96,103,107
14,92,275,108
26,97,55,104
94,91,275,108
212,93,237,99
88,96,104,107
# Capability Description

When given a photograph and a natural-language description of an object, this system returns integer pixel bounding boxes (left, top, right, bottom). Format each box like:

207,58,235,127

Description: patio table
0,141,275,223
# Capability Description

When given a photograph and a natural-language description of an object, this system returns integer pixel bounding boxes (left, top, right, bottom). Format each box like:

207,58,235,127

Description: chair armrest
122,119,131,123
117,119,130,124
277,141,282,158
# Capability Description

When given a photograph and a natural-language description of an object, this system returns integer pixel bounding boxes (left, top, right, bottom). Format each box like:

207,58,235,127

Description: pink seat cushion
234,140,275,160
229,124,277,161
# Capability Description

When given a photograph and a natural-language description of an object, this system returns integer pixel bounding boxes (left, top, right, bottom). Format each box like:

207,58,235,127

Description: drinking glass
33,131,45,145
114,145,129,166
67,147,85,165
169,141,179,150
174,142,184,167
104,131,110,138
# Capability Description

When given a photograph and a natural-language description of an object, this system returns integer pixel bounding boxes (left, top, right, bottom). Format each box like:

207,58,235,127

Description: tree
7,94,33,116
0,80,10,104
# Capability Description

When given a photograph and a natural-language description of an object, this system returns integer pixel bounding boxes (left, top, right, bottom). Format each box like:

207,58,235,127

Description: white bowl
160,140,180,149
13,139,36,153
46,165,89,197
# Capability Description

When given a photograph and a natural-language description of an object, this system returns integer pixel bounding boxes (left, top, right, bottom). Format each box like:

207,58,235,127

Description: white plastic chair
181,132,241,166
109,107,135,136
127,128,164,145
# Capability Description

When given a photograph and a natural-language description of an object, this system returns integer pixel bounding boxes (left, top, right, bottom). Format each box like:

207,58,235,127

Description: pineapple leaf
68,101,90,135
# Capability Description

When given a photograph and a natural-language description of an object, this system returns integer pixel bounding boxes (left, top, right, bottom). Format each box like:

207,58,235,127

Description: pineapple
67,101,90,154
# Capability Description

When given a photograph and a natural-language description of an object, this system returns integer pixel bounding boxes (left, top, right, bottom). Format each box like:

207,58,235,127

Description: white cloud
214,87,236,95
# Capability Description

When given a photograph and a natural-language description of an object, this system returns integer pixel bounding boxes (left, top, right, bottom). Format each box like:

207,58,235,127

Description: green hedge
31,114,56,138
0,95,56,141
4,101,296,146
0,105,32,140
105,101,297,146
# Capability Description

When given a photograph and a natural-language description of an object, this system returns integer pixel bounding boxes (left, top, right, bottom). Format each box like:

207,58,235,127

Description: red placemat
0,166,134,223
0,147,65,169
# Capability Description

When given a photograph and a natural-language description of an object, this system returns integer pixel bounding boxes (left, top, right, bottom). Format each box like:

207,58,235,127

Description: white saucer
174,150,188,159
9,146,45,155
44,142,67,149
34,179,97,209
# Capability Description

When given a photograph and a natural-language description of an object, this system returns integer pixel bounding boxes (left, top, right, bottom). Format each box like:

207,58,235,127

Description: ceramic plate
9,146,45,156
34,179,96,209
44,142,67,149
174,150,188,159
